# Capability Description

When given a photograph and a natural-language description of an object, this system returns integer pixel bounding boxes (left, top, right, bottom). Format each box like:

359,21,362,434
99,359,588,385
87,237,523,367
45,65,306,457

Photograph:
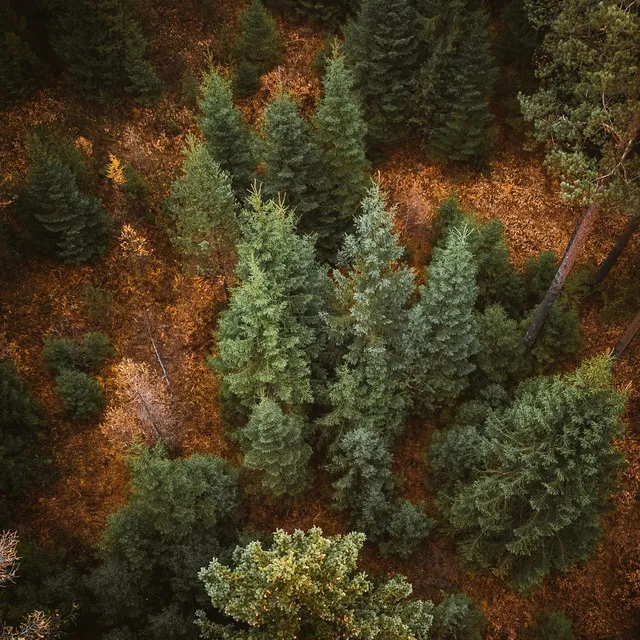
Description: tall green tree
198,528,434,639
262,94,322,235
406,227,478,415
238,398,312,498
199,71,257,199
90,448,240,640
52,0,161,104
430,355,626,590
165,137,239,264
313,52,368,259
322,186,414,441
344,0,419,145
235,0,283,75
16,135,110,264
212,192,329,413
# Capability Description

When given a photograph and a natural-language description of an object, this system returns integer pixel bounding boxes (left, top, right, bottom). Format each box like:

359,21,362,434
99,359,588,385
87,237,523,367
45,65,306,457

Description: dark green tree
55,369,105,420
234,59,260,98
16,135,110,264
197,527,434,639
431,355,626,590
344,0,419,145
313,52,368,259
521,609,574,640
238,398,312,498
199,71,257,199
235,0,283,75
52,0,161,104
431,593,487,640
266,0,355,29
90,448,240,640
42,332,113,374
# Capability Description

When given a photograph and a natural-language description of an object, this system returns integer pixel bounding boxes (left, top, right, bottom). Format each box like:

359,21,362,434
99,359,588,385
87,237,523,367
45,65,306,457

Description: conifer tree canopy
235,0,283,75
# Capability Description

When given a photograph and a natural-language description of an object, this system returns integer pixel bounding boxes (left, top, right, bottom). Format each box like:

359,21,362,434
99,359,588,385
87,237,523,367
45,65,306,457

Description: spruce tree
262,94,322,235
238,398,312,498
430,355,626,590
430,593,487,640
313,53,368,259
165,137,239,262
199,71,257,199
90,448,240,640
212,192,329,413
406,227,478,415
235,0,283,75
52,0,161,104
344,0,419,145
55,369,105,420
234,59,260,98
322,186,414,441
16,135,110,264
198,528,434,639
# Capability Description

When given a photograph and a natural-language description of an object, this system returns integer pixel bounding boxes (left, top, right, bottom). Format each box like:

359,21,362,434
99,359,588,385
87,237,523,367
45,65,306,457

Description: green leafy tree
431,593,486,640
52,0,161,104
235,0,283,75
238,398,312,498
344,0,419,145
431,355,626,590
212,192,329,413
16,135,110,264
198,527,434,639
55,369,105,420
322,186,413,441
262,94,323,235
313,52,368,259
165,137,239,263
199,71,257,198
406,227,478,415
90,448,240,640
0,360,45,521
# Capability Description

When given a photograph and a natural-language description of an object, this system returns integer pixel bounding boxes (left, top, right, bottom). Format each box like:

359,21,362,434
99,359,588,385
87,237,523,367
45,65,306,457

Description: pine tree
212,192,329,413
52,0,161,104
419,8,497,162
430,593,487,640
238,398,312,497
90,448,240,640
199,71,257,199
16,135,110,264
322,186,414,441
234,59,260,98
55,369,105,420
262,94,322,235
197,528,434,639
267,0,355,29
235,0,283,75
165,137,239,263
406,227,478,415
344,0,419,145
313,52,368,259
431,355,626,590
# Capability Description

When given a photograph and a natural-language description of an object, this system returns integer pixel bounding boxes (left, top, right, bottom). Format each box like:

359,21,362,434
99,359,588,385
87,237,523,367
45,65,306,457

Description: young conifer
199,71,257,199
235,0,283,75
238,398,312,498
16,135,110,264
430,355,626,590
406,226,478,415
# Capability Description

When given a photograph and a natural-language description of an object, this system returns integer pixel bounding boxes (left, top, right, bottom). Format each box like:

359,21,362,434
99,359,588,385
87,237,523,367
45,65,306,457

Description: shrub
55,370,105,420
83,285,111,322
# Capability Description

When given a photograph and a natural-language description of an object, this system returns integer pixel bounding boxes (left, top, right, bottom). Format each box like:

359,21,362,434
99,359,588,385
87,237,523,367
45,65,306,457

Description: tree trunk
595,216,638,284
523,203,600,349
613,309,640,358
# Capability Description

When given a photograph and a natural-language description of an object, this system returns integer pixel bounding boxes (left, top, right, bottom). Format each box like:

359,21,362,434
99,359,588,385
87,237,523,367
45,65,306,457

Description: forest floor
0,1,638,638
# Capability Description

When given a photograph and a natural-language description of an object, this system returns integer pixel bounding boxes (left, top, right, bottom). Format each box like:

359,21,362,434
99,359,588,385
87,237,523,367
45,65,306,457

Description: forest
0,0,639,638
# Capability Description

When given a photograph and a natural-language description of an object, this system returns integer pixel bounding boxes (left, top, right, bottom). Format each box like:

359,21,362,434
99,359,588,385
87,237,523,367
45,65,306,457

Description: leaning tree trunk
595,216,639,284
523,203,600,350
613,309,640,358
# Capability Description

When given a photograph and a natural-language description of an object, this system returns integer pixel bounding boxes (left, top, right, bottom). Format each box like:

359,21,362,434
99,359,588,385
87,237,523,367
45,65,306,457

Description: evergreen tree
0,360,45,521
262,94,322,235
322,186,414,441
431,355,626,590
198,528,434,639
55,369,105,420
16,135,110,264
266,0,355,29
52,0,161,104
521,609,574,640
235,0,283,75
212,192,329,413
344,0,419,145
431,593,486,640
238,398,312,498
199,71,257,198
234,59,260,98
406,227,478,415
313,53,368,259
90,448,240,640
165,137,239,263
